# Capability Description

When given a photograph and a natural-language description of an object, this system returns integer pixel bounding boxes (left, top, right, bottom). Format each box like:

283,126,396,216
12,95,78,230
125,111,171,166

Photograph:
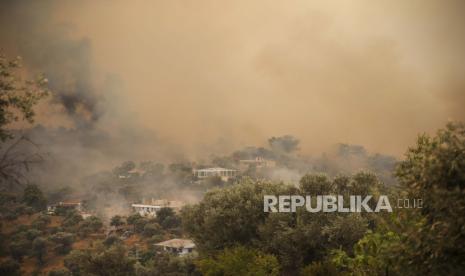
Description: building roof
133,199,185,209
132,204,162,208
193,167,236,172
155,239,195,249
49,201,81,207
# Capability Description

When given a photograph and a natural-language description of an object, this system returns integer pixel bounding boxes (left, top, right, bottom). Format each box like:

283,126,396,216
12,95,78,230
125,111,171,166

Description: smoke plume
0,0,464,182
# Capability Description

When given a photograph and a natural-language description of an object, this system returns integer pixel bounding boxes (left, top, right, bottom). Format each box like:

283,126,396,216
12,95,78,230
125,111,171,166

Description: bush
300,261,339,276
160,215,181,230
26,229,42,241
32,214,51,230
62,211,83,229
104,235,122,247
197,246,280,276
147,234,165,244
48,268,71,276
65,245,136,275
110,215,125,227
9,238,30,261
156,207,175,224
50,232,74,255
4,211,18,221
32,237,48,264
22,184,47,212
138,251,199,275
0,258,20,276
78,216,103,237
143,223,162,237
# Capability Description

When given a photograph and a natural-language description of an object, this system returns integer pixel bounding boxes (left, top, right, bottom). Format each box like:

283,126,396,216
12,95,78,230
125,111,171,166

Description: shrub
0,258,20,276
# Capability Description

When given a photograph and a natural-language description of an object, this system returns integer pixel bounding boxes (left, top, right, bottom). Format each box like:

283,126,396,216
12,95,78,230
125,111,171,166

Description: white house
47,201,82,215
131,204,162,217
193,167,237,181
155,239,195,255
47,201,92,219
132,199,185,217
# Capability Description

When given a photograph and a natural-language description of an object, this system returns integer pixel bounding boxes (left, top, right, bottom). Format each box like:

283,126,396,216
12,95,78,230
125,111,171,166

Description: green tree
64,249,89,276
329,122,465,275
110,215,125,228
9,238,30,262
48,268,71,276
0,258,21,276
322,214,368,253
156,207,181,229
136,251,199,275
104,235,122,248
300,261,339,276
0,54,48,183
113,161,136,178
127,213,142,232
143,223,162,237
183,174,375,273
197,246,280,276
393,122,465,274
32,214,51,230
32,236,48,264
160,215,181,230
0,54,48,140
65,245,136,276
50,232,74,255
62,210,83,228
156,207,174,223
268,135,300,154
79,216,103,236
333,229,404,275
182,179,293,254
134,217,149,233
22,184,47,211
26,228,42,241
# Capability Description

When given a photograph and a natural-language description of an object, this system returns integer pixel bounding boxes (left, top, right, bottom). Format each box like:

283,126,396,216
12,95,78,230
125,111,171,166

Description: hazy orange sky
1,0,464,159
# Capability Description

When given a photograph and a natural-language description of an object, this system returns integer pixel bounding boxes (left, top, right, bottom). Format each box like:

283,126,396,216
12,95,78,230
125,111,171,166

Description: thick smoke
0,0,464,188
0,2,179,198
0,1,103,128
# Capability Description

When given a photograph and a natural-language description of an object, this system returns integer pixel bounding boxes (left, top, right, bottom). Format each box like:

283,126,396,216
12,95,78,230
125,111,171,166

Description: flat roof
155,238,195,249
132,204,163,208
193,167,237,172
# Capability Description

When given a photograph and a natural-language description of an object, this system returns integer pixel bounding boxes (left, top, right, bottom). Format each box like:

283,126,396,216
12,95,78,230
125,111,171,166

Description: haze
1,0,464,160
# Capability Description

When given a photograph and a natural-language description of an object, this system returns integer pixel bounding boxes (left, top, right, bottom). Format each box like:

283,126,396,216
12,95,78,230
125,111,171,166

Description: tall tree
22,184,46,211
197,246,280,276
268,135,300,154
32,237,47,265
394,122,465,274
110,215,125,228
0,54,48,183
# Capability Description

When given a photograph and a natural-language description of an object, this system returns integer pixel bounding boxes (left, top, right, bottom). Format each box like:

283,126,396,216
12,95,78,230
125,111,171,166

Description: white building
131,204,162,217
47,201,82,215
155,239,195,255
47,201,92,219
132,199,185,217
193,167,237,181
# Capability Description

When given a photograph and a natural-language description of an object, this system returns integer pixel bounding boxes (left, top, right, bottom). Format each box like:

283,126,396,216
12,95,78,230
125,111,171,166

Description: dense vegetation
182,122,465,275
